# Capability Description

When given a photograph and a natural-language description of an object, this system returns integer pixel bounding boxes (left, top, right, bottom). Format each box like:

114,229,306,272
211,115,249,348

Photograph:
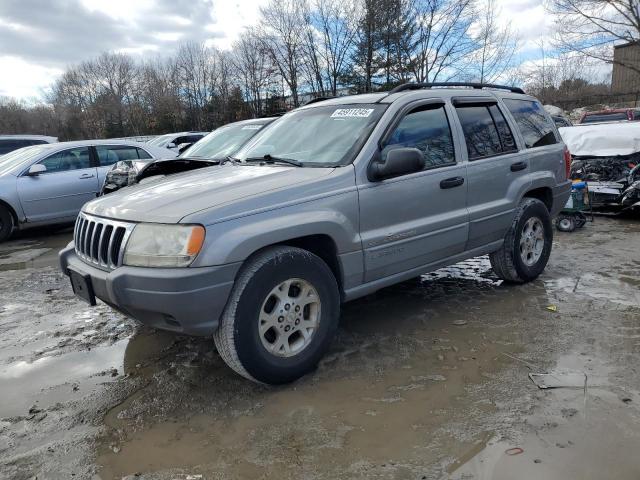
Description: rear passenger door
453,98,531,250
358,100,469,282
94,145,152,187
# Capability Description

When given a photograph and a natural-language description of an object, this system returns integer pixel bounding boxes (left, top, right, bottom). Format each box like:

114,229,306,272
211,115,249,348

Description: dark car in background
578,108,640,124
101,118,275,194
0,135,58,155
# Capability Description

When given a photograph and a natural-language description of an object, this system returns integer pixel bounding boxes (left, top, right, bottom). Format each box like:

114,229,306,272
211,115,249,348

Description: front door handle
510,161,527,172
440,176,464,189
79,173,95,179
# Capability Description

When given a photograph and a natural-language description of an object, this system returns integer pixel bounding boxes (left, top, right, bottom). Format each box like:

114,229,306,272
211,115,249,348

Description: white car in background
0,135,58,155
0,140,176,242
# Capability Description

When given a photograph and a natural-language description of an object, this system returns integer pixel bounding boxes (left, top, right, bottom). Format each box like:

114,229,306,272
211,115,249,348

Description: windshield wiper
244,154,303,167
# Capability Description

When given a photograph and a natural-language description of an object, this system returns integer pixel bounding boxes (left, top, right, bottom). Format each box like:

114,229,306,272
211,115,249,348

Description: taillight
564,147,571,179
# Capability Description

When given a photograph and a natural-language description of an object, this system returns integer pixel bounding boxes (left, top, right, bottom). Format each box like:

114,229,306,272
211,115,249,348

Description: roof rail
387,82,525,95
303,96,335,106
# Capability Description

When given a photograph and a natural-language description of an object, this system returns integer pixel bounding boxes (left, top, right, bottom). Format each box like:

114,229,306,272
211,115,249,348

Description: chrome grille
74,213,135,270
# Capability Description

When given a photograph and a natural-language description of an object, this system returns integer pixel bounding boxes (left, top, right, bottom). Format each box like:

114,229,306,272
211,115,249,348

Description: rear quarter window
503,99,558,148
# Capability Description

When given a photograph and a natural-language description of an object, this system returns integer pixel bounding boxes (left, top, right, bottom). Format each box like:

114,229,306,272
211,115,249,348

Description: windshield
147,134,175,147
235,104,387,166
0,145,50,176
180,122,268,159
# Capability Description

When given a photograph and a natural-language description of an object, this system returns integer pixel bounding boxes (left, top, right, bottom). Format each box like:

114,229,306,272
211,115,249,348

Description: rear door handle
79,173,95,179
510,161,527,172
440,176,465,189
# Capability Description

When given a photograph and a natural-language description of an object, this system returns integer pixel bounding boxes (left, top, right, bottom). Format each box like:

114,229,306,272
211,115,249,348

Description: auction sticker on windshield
331,108,374,118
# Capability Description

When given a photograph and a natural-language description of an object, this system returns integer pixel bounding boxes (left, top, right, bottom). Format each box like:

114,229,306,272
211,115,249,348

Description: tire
556,215,576,232
214,246,340,384
0,205,14,243
490,198,553,283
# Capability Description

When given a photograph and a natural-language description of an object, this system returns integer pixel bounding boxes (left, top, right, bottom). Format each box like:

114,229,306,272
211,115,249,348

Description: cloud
0,0,221,67
0,0,270,99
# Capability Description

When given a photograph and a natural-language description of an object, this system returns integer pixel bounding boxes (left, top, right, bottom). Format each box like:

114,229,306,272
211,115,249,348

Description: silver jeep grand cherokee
60,83,571,384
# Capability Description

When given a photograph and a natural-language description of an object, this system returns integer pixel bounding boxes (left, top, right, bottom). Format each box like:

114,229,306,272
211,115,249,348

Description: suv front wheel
214,246,340,384
490,197,553,283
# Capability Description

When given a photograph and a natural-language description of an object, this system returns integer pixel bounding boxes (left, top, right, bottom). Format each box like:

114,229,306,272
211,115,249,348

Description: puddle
0,228,71,271
450,353,640,480
0,217,638,479
0,341,127,418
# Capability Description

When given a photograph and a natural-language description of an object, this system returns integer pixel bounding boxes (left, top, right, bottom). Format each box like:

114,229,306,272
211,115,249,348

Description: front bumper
59,243,240,336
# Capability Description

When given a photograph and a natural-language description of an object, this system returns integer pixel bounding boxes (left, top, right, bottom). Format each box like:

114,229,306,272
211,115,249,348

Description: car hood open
84,164,335,223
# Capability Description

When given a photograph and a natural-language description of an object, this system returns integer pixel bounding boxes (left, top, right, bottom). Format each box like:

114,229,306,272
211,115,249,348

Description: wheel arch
0,198,18,226
523,186,553,212
236,234,344,298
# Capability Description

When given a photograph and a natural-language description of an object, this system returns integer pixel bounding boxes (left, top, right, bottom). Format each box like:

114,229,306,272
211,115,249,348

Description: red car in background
578,108,640,124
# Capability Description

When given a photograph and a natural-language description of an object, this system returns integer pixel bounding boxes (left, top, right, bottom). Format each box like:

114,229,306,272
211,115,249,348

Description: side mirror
27,164,47,176
368,148,425,181
166,142,177,149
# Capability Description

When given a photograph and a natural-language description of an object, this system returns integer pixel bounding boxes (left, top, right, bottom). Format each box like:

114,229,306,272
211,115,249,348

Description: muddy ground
0,218,639,480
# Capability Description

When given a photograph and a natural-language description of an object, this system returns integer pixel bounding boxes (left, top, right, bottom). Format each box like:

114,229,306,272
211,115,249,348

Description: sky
0,0,559,101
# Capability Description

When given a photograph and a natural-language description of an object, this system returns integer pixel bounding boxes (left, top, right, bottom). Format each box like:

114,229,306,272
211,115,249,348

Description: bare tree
259,0,308,107
406,0,477,83
231,29,274,116
549,0,640,74
310,0,359,95
469,0,519,83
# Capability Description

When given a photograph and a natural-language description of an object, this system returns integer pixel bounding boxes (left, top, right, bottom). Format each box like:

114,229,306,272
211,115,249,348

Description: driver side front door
358,101,469,282
16,146,99,223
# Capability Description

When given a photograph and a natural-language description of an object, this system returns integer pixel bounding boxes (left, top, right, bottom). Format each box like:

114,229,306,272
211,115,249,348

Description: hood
559,123,640,157
84,164,335,223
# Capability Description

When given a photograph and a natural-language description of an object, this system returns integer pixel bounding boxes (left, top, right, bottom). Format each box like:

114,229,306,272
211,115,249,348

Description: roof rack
387,82,525,95
303,96,336,106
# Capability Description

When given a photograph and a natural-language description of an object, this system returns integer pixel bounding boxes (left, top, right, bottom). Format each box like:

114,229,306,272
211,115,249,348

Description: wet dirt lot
0,218,639,480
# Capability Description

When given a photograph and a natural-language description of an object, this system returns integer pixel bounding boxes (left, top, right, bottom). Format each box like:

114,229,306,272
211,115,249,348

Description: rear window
503,99,558,148
96,145,147,166
455,104,517,160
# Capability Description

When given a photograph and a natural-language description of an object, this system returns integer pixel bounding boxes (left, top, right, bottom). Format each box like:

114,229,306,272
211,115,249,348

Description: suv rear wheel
0,205,14,242
490,197,553,283
214,246,340,384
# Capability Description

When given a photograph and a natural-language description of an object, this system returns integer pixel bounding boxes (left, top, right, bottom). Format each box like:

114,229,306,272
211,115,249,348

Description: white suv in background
147,131,209,153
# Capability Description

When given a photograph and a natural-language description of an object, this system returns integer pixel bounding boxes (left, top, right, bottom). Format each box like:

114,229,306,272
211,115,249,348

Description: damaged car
559,123,640,214
101,118,275,195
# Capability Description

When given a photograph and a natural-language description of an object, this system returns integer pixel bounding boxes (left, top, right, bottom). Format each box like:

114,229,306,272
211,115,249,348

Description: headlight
123,224,205,267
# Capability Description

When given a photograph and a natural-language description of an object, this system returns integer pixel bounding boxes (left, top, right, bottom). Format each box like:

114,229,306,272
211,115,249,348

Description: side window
503,99,558,149
382,104,455,169
174,136,189,145
136,148,152,159
96,145,140,166
39,147,91,173
455,105,504,160
488,105,517,152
